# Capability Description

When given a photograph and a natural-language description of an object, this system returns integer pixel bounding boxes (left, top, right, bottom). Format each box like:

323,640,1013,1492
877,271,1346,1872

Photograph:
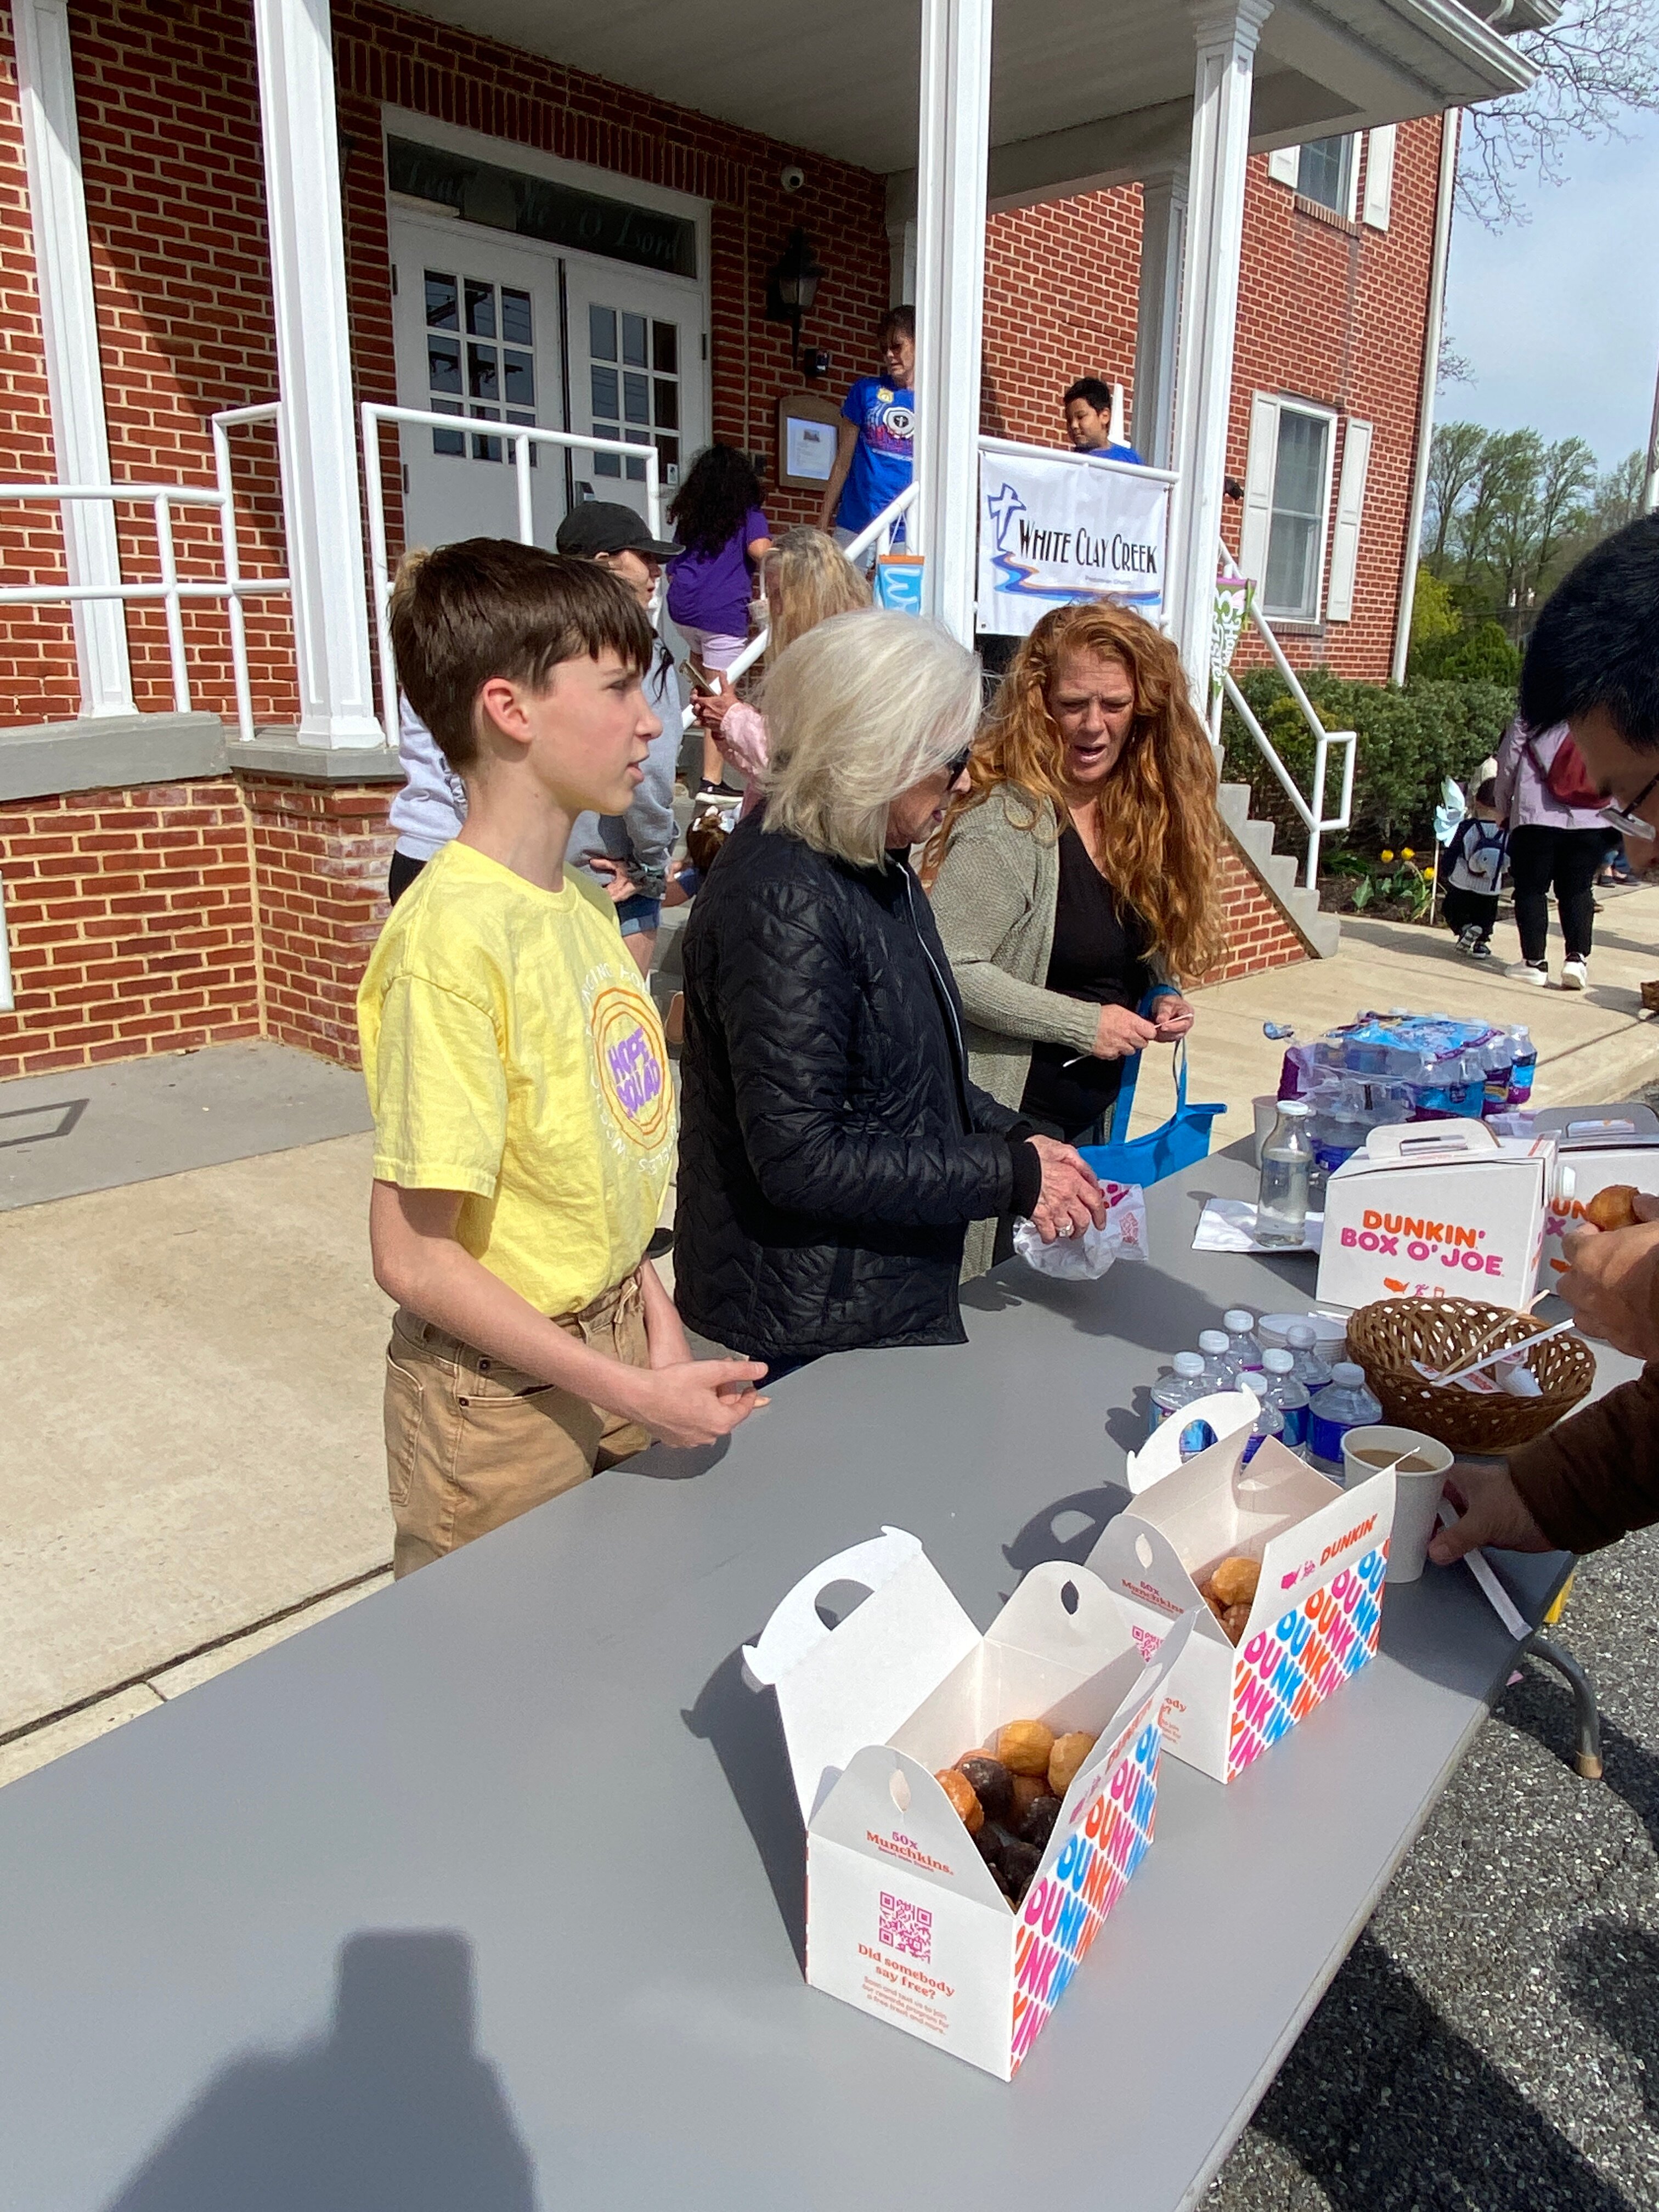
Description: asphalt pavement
1208,1529,1659,2210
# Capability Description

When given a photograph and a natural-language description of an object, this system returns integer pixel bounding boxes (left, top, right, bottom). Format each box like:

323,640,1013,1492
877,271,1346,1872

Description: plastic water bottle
1256,1347,1310,1455
1223,1310,1266,1382
1256,1100,1313,1246
1149,1351,1216,1459
1507,1026,1537,1108
1197,1328,1235,1388
1284,1320,1333,1400
1240,1397,1285,1464
1306,1362,1383,1475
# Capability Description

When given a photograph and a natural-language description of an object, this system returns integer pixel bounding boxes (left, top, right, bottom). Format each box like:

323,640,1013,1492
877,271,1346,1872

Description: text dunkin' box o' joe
1316,1119,1554,1314
1087,1433,1395,1784
742,1527,1192,2079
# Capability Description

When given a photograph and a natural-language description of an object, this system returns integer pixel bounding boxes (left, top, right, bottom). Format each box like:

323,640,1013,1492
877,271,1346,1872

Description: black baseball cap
555,500,678,560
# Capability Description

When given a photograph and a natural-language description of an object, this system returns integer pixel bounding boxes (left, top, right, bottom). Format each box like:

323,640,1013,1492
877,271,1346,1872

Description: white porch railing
1216,544,1356,889
360,405,664,746
0,403,290,743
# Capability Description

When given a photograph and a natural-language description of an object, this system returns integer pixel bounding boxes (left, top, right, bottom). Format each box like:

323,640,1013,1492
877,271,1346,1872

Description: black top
1019,825,1153,1139
675,812,1040,1359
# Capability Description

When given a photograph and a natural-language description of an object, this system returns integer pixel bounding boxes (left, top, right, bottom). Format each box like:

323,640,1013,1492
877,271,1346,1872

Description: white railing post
150,492,190,714
912,0,993,642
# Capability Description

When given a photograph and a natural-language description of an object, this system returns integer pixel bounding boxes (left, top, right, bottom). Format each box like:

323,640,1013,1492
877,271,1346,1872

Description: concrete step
1217,782,1341,958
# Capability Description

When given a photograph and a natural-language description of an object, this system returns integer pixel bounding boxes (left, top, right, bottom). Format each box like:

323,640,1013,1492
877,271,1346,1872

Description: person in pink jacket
1492,715,1610,989
690,527,869,816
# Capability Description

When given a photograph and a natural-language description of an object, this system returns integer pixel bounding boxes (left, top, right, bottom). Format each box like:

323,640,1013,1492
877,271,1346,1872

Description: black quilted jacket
674,811,1032,1359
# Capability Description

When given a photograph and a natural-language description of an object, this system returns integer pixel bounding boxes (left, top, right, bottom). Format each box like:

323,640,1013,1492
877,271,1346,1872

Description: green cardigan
928,783,1166,1280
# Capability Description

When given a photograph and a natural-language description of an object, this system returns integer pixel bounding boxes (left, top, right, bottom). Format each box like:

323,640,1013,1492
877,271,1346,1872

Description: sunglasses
1601,765,1659,840
944,743,973,783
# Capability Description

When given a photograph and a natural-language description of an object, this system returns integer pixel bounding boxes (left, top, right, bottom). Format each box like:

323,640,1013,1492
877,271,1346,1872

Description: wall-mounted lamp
765,226,825,366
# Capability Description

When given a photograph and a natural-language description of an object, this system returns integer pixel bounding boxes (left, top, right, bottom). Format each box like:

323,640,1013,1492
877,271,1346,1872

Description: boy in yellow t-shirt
360,539,767,1575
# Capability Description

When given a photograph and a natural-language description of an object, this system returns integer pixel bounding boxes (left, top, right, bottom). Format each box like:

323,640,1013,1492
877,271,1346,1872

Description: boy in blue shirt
818,306,915,546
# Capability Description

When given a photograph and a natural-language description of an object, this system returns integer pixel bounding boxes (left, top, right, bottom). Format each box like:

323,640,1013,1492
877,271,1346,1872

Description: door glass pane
503,349,535,405
500,287,533,347
589,305,617,362
427,337,461,394
468,343,499,402
653,378,678,430
465,280,496,338
424,272,458,331
593,426,622,478
591,365,618,419
621,312,648,367
431,397,465,458
652,321,677,374
623,371,650,425
506,409,539,466
656,433,679,479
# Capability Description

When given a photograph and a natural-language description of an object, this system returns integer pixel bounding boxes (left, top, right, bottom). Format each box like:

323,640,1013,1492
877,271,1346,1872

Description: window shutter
1238,394,1280,588
1267,145,1299,188
1343,134,1361,221
1362,126,1396,230
1325,418,1372,622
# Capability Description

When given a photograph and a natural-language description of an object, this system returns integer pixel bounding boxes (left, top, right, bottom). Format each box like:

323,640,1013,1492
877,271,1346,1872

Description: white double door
390,210,706,552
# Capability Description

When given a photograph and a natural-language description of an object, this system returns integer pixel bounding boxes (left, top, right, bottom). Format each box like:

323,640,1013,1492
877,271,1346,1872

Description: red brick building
0,0,1537,1077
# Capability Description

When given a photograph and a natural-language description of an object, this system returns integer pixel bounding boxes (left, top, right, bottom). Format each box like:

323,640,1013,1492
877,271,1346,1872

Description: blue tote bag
1077,1024,1225,1190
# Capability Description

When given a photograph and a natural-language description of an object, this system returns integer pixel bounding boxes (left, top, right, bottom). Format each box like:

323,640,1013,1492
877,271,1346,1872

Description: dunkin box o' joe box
1531,1107,1659,1283
743,1527,1192,2079
1087,1424,1395,1784
1316,1117,1555,1313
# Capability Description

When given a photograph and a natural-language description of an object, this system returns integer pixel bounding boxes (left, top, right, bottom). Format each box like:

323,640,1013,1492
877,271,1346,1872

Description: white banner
977,449,1171,637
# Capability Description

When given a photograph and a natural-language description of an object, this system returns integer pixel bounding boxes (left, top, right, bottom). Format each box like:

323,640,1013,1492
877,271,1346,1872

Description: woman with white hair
674,610,1106,1372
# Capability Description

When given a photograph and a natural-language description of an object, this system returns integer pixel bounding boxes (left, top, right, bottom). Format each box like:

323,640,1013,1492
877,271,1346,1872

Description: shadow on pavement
1561,1922,1659,2130
105,1931,534,2212
1241,1931,1637,2211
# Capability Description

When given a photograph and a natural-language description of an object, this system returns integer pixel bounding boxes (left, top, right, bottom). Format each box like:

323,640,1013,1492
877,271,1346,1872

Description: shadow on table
683,1645,808,1971
962,1259,1226,1354
1238,1931,1634,2211
1004,1483,1132,1583
104,1931,534,2212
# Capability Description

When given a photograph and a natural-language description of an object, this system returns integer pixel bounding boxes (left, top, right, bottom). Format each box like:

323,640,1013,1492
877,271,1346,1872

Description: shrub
1219,669,1514,856
1410,617,1522,686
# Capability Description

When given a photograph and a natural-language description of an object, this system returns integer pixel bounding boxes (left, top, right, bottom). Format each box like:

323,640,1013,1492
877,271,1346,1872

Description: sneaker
1469,938,1493,961
1560,957,1588,991
1455,924,1481,956
1505,960,1549,985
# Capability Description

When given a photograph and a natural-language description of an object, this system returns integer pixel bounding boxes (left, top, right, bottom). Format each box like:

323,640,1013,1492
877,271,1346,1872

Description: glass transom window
1263,407,1332,621
424,269,537,464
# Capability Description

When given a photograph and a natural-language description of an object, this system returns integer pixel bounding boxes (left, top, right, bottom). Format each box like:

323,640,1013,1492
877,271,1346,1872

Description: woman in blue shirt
817,306,915,551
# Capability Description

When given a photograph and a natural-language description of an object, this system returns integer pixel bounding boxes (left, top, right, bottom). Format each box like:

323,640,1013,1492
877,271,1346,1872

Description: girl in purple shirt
666,445,772,793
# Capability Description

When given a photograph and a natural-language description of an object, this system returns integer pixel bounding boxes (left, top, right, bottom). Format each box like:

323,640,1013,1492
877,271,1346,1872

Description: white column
12,0,133,719
1169,0,1271,698
911,0,993,643
1132,167,1187,472
253,0,382,746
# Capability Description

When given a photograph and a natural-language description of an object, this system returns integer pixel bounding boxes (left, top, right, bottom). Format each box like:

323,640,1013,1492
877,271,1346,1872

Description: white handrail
0,417,291,742
360,404,664,744
678,481,920,736
1218,539,1355,888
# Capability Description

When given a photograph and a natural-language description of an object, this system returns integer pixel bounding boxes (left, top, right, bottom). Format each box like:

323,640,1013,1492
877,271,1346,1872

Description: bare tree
1460,0,1659,229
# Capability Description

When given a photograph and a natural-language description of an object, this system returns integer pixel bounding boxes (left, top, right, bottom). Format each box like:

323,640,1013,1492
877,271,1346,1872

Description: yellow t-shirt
357,839,674,1318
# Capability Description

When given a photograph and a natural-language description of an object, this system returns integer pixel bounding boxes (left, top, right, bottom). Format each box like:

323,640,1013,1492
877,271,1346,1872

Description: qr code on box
879,1890,932,1962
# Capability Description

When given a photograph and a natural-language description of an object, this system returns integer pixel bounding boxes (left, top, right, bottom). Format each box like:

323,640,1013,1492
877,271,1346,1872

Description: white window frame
1274,134,1357,220
1239,393,1339,626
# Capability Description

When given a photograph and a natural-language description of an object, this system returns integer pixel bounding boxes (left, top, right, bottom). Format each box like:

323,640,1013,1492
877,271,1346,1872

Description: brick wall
242,775,393,1064
981,188,1144,445
0,779,261,1078
1208,840,1311,984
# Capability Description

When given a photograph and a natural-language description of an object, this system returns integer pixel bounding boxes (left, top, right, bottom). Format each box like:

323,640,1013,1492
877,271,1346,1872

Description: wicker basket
1344,1297,1593,1454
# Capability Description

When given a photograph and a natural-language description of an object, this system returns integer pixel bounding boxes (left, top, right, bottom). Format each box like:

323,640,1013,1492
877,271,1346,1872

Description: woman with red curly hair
926,601,1226,1277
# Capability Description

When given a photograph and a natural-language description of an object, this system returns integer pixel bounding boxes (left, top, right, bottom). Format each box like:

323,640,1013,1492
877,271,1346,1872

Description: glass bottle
1256,1099,1313,1247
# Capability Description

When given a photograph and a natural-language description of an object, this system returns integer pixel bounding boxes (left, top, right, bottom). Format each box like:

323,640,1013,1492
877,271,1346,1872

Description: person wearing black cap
552,503,683,980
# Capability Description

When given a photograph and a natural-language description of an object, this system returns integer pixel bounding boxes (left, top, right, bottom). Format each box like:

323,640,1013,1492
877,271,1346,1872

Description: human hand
583,853,639,906
1427,1457,1551,1566
691,689,734,731
1150,994,1195,1041
1556,1194,1659,1361
625,1357,771,1448
1028,1134,1108,1242
1092,1002,1161,1059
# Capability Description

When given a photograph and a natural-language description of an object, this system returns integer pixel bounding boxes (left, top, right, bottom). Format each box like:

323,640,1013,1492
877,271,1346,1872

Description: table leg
1525,1632,1604,1780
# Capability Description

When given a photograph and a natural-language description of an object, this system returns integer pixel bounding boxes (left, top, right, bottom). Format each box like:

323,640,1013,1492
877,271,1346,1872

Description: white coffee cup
1342,1424,1453,1583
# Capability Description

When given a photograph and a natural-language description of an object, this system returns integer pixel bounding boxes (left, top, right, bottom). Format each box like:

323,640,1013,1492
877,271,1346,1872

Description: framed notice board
775,390,843,490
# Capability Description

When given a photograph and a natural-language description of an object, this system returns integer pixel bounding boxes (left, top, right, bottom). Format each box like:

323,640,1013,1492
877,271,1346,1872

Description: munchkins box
742,1526,1190,2079
1531,1110,1659,1282
1316,1118,1554,1313
1087,1431,1394,1783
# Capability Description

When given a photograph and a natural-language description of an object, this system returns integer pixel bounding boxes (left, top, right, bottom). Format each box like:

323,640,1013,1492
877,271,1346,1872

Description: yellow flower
1402,847,1415,860
1380,849,1395,863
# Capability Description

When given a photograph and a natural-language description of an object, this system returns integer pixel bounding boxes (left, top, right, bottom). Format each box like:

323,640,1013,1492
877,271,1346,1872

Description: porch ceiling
405,0,1536,201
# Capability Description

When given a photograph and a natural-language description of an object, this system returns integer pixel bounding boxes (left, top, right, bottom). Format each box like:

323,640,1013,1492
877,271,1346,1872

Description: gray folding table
0,1142,1622,2212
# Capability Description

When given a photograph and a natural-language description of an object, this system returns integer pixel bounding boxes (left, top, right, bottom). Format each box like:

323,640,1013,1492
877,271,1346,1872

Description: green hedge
1218,669,1516,859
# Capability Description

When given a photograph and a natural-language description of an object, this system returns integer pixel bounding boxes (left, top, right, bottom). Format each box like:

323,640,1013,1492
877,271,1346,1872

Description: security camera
781,163,805,195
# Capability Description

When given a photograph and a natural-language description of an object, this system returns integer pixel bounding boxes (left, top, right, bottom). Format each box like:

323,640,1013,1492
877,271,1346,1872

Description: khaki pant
382,1274,650,1577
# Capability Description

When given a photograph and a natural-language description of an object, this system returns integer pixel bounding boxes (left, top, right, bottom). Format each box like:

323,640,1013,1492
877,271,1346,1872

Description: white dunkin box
1531,1107,1659,1284
1316,1118,1555,1313
743,1526,1190,2079
1087,1428,1395,1783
